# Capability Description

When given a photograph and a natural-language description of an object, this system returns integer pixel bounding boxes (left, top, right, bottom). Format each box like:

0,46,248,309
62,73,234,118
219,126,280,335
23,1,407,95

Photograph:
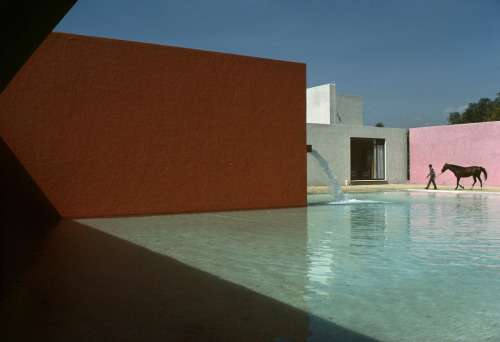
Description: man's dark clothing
426,166,437,190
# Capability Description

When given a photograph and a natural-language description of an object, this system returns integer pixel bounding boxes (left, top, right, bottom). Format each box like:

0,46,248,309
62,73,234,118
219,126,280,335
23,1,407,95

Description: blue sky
55,0,499,129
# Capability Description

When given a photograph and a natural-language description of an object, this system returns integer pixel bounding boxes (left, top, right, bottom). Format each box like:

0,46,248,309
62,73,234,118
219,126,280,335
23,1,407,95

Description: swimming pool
305,191,500,341
2,191,499,341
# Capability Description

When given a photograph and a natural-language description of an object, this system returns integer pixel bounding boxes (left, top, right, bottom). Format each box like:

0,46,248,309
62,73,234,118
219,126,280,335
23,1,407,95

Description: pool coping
308,184,500,195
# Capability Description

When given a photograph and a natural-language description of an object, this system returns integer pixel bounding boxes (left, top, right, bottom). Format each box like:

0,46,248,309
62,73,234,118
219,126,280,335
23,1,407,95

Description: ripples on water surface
2,191,500,341
82,191,500,341
306,191,500,341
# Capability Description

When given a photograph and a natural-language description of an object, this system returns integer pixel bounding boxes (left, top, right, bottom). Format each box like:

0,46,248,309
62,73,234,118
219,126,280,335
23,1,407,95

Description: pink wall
410,122,500,187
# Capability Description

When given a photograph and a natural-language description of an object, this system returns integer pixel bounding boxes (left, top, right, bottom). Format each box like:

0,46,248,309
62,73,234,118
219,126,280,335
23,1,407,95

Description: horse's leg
478,176,483,189
456,177,464,190
472,176,477,189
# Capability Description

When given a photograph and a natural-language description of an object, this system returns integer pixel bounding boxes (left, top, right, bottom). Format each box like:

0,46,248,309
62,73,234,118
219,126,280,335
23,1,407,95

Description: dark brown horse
441,163,488,190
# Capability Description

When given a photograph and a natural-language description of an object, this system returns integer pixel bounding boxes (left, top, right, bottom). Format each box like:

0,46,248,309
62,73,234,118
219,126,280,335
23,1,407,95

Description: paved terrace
308,184,500,194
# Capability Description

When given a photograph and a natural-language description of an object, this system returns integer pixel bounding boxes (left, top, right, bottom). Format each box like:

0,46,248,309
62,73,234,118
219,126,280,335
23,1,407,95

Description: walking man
425,164,438,190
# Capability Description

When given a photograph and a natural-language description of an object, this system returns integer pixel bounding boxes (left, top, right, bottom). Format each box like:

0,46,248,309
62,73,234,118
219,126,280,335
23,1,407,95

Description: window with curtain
373,139,385,180
350,138,385,181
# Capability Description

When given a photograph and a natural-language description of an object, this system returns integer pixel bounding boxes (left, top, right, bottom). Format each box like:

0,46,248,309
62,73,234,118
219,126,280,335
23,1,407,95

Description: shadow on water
1,137,62,300
1,219,61,300
1,220,379,342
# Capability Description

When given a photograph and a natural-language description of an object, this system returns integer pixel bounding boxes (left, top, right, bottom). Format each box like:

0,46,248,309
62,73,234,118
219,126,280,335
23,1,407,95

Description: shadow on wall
1,219,380,342
0,137,61,221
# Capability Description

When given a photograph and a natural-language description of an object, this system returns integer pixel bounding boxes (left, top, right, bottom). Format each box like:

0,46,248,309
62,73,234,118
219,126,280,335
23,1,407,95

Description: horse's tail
481,167,488,180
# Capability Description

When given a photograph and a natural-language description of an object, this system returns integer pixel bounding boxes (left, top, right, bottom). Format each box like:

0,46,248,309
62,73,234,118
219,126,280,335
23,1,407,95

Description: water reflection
305,192,500,341
350,204,388,242
1,208,377,342
1,217,315,341
2,192,500,341
305,199,412,341
408,192,500,268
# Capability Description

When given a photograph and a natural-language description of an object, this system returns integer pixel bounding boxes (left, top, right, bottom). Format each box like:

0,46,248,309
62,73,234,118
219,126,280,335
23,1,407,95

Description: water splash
309,150,346,202
326,199,388,205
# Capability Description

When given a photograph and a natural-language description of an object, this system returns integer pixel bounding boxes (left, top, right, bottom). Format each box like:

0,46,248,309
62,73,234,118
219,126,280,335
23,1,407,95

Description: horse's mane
445,163,482,168
442,163,465,172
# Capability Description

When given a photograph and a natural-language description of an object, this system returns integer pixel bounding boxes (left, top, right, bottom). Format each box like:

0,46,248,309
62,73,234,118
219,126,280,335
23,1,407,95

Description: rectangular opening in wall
350,138,385,181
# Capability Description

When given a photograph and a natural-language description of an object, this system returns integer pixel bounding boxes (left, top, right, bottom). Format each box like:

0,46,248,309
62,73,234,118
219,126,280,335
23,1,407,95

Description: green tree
447,111,462,125
485,92,500,121
448,92,500,124
375,122,384,127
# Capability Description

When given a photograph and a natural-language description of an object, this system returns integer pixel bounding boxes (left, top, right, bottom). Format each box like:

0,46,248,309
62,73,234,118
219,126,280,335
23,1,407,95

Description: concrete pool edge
308,184,500,195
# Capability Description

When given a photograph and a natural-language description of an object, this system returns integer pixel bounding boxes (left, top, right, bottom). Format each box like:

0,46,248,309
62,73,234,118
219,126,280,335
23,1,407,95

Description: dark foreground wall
0,32,307,218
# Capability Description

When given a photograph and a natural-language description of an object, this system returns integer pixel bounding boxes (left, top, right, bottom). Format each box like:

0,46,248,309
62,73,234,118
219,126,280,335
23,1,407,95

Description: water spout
309,149,346,202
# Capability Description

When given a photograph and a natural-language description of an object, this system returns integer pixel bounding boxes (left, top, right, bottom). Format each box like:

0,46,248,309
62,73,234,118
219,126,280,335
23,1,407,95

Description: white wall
306,84,363,126
306,84,335,124
336,94,363,126
307,124,408,186
306,83,407,186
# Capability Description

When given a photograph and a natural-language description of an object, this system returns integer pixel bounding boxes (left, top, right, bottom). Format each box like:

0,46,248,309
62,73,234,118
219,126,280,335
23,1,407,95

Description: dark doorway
350,138,385,181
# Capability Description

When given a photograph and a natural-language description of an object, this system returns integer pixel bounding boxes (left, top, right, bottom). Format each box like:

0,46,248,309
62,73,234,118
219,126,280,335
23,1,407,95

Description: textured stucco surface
0,32,307,218
306,84,335,124
306,84,363,126
336,94,363,126
410,122,500,187
307,124,408,186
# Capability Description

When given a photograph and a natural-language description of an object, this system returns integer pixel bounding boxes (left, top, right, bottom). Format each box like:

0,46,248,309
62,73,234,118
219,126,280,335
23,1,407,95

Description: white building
307,84,408,186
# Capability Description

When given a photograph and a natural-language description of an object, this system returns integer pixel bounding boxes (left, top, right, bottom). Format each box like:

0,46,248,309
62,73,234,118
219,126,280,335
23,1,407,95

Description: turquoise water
2,191,500,341
306,191,500,341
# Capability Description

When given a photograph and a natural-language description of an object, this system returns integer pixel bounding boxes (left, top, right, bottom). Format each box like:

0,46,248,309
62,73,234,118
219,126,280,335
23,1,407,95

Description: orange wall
1,32,307,218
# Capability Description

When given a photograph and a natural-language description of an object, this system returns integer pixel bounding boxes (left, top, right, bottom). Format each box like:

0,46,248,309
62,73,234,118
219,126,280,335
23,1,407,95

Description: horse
441,163,488,190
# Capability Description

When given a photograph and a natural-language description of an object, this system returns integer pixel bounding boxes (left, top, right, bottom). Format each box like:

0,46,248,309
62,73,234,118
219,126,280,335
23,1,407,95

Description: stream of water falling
309,150,346,202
